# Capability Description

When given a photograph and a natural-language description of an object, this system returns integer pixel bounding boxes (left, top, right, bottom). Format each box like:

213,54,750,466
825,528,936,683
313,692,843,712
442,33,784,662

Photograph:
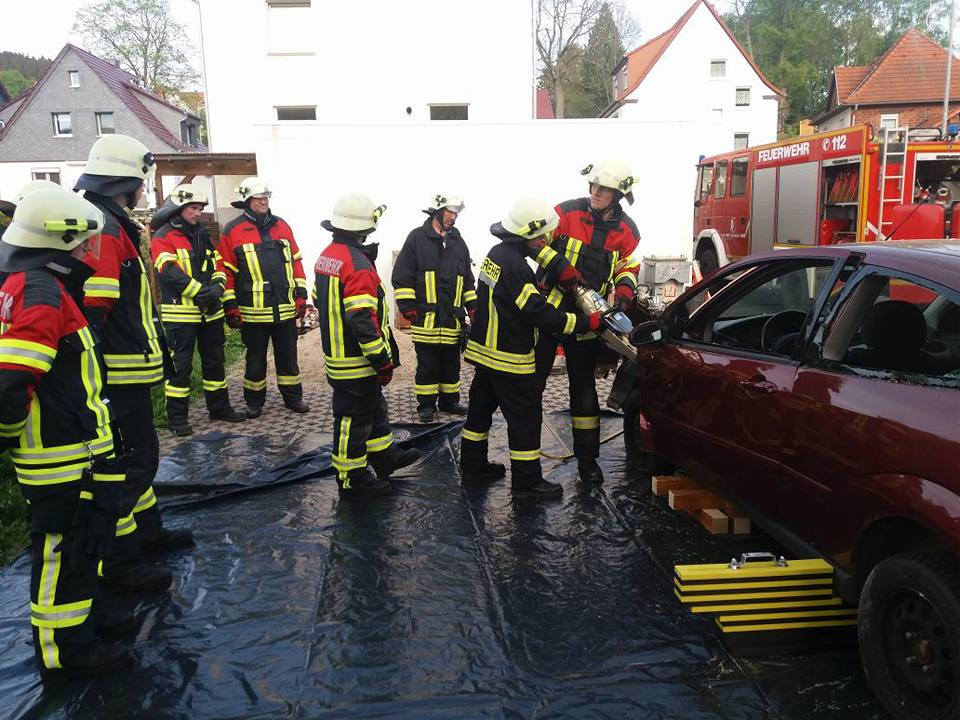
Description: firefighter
0,187,135,676
150,184,246,436
461,197,601,498
532,160,641,485
392,194,477,422
218,177,310,417
75,134,194,568
314,193,420,495
0,198,14,237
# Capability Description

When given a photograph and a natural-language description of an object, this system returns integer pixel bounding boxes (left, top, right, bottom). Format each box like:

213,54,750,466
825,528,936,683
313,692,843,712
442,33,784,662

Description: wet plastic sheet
0,416,886,719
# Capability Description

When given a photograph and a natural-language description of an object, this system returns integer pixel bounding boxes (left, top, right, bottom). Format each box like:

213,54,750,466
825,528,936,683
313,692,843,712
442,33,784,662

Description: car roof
737,241,960,289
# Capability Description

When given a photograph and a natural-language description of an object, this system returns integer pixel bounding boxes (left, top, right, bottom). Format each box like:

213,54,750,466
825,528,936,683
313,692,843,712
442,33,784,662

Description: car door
643,256,842,515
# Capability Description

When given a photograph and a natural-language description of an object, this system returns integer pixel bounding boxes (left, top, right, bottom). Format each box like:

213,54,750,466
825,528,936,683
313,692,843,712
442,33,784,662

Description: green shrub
0,454,28,564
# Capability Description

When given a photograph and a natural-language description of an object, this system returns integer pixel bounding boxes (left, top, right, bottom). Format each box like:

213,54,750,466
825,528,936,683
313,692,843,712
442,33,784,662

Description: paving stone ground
159,327,616,454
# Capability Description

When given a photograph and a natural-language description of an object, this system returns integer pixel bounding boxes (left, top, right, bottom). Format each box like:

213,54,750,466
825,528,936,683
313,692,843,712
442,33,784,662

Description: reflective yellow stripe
243,244,266,308
564,238,582,266
414,383,439,396
535,245,559,268
107,367,164,385
323,354,373,369
276,374,301,386
182,278,203,300
325,365,377,380
454,275,464,307
103,352,163,366
92,472,124,483
31,597,92,629
571,415,600,430
328,277,344,357
394,287,416,300
83,276,120,299
10,427,112,465
281,239,297,306
563,313,577,335
463,289,477,303
165,382,191,398
133,487,157,513
115,513,137,537
137,258,161,358
547,287,563,308
0,419,25,437
462,429,488,442
15,462,87,486
509,448,540,461
78,328,110,428
222,289,236,302
344,294,377,311
366,432,393,453
244,377,268,391
465,339,534,365
359,337,389,357
425,271,437,304
438,382,460,393
464,343,535,374
484,290,498,349
515,283,538,310
37,533,63,668
154,252,178,270
0,338,57,371
202,378,227,392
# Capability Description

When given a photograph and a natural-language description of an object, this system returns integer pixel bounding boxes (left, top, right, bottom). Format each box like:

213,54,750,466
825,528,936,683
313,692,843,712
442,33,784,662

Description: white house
603,0,781,155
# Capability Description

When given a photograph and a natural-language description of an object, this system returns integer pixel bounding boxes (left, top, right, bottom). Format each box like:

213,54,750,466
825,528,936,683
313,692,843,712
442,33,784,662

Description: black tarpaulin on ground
0,415,886,719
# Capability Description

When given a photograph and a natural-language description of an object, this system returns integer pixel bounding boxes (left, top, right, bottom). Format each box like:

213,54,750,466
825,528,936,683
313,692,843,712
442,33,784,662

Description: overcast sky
4,0,735,70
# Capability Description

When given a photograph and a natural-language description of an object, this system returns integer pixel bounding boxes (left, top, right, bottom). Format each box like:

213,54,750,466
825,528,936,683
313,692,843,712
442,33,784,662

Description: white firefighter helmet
83,134,156,180
425,193,465,215
321,193,387,234
493,197,560,241
3,187,104,252
170,183,209,207
15,179,62,204
234,177,272,201
581,159,636,204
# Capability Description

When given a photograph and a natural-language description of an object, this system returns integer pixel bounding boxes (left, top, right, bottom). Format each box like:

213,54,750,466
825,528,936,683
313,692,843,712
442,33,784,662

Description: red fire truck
692,124,960,275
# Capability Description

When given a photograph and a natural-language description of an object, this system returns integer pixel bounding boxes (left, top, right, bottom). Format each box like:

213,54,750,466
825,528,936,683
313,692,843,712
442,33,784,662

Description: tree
574,3,629,117
72,0,198,94
0,69,32,100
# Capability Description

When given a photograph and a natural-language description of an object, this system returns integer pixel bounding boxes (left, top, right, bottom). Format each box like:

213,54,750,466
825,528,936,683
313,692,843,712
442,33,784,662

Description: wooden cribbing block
651,475,697,496
723,507,751,535
668,488,726,511
698,508,729,534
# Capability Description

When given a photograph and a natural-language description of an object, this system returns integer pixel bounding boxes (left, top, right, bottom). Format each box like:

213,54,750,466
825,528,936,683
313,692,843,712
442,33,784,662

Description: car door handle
739,376,776,396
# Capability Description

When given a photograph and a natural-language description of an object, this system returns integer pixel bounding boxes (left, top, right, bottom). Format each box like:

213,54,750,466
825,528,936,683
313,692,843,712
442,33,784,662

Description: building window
180,120,200,145
712,108,723,123
68,70,80,88
267,2,313,54
32,170,61,185
52,112,72,137
733,133,750,150
275,105,317,120
735,87,751,107
711,60,726,78
621,67,628,92
429,104,469,120
612,77,618,97
880,113,899,130
95,112,115,135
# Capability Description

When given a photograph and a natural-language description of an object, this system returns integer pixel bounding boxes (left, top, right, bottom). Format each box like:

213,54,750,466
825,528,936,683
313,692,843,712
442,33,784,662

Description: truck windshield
697,164,714,202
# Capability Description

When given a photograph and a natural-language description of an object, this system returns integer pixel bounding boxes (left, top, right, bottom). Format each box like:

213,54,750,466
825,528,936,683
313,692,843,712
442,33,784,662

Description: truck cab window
715,160,728,199
730,157,748,197
697,164,714,202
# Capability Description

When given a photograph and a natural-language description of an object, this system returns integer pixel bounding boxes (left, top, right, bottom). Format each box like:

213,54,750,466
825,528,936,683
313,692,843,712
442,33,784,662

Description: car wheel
622,389,670,476
859,552,960,720
697,246,719,277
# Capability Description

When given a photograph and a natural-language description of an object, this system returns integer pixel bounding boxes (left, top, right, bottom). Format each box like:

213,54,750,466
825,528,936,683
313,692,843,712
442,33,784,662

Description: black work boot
461,461,506,484
245,404,262,419
370,446,421,479
285,399,310,413
209,407,246,423
40,641,132,680
417,407,437,423
338,467,392,497
169,420,193,437
439,402,468,416
93,602,138,638
577,458,604,484
512,478,563,499
141,527,195,554
101,564,173,594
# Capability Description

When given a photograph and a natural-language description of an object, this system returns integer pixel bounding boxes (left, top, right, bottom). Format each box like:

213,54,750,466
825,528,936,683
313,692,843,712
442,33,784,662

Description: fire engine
692,124,960,275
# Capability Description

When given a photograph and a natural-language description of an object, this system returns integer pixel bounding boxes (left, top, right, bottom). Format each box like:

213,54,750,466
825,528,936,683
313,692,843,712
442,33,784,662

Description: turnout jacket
314,234,398,387
535,197,641,309
392,219,477,345
0,266,115,500
218,210,308,324
465,241,589,376
82,194,164,386
151,217,226,323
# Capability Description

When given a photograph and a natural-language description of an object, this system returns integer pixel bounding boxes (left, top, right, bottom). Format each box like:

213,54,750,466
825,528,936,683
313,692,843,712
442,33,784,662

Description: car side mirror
630,320,662,347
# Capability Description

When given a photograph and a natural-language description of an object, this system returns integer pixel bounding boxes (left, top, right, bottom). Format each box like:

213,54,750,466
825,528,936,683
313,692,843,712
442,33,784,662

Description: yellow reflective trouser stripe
484,291,498,348
425,271,437,304
463,289,477,302
571,415,600,430
244,378,268,391
462,429,488,442
415,383,439,395
277,375,301,386
366,433,393,453
454,275,464,307
344,294,377,311
31,598,93,629
563,313,577,335
83,275,120,299
515,283,538,310
165,382,191,398
509,448,540,461
115,513,137,538
438,382,460,393
133,487,157,514
37,533,64,668
333,417,367,486
203,379,227,391
394,287,416,300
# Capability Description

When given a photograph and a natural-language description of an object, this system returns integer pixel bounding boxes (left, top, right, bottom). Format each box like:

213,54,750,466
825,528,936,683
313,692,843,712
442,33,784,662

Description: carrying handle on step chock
729,552,787,570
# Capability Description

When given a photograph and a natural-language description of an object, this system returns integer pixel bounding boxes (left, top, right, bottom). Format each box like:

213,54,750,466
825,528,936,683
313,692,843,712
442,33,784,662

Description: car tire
859,552,960,720
697,246,719,277
622,389,670,476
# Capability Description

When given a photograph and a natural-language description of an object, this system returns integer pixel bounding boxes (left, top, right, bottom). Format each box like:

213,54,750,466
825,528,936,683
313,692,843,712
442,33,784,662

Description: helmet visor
70,232,102,265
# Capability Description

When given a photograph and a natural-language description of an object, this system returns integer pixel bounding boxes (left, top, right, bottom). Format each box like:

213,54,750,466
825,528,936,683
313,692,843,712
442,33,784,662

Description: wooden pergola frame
152,153,258,206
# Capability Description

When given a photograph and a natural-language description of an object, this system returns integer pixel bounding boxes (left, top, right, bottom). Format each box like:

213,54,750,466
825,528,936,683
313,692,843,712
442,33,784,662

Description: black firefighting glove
459,323,470,352
61,455,128,568
195,284,224,316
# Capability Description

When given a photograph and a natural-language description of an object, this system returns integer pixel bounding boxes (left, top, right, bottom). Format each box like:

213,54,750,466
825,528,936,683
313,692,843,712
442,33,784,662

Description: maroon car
624,241,960,720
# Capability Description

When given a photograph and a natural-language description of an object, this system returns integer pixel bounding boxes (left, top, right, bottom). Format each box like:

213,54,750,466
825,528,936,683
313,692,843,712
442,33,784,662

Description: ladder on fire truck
875,126,910,241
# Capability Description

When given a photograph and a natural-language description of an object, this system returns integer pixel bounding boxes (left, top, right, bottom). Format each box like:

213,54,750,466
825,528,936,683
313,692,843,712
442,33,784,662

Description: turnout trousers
164,320,232,424
461,366,543,486
535,334,602,460
240,319,303,408
331,379,395,487
413,342,462,411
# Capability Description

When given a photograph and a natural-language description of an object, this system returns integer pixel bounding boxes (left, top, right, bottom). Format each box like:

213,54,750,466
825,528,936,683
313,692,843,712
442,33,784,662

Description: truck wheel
859,552,960,720
622,390,669,475
697,247,719,277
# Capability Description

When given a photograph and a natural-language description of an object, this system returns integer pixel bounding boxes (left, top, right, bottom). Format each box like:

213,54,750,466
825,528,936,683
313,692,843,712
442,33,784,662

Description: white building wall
616,3,779,156
817,109,854,132
199,0,535,153
0,161,87,202
251,119,700,307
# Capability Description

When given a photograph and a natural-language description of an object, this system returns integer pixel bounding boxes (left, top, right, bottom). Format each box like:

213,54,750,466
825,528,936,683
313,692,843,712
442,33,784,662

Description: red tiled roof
536,88,555,119
617,0,783,102
844,29,960,104
834,66,870,103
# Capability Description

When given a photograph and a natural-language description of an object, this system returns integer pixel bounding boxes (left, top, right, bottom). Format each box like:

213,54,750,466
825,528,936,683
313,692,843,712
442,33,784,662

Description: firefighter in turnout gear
151,184,245,436
532,160,641,485
218,177,310,417
392,194,477,422
461,198,601,498
76,134,193,573
0,187,135,677
314,193,420,496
